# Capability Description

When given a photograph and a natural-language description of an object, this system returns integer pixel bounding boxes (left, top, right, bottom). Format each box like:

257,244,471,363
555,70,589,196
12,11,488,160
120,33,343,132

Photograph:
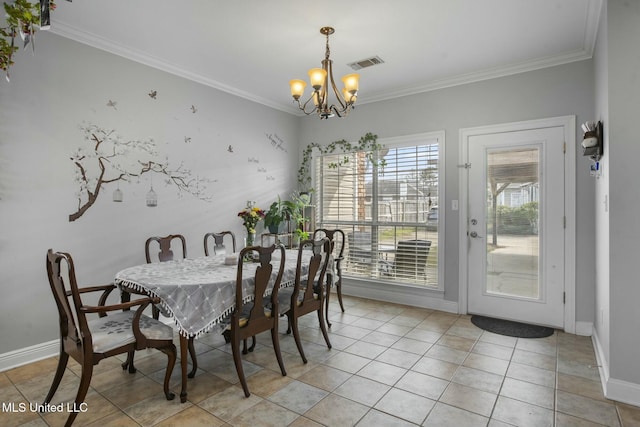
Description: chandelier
289,27,360,119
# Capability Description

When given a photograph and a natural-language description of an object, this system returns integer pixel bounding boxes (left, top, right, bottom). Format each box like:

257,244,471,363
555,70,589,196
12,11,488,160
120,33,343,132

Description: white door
466,126,565,328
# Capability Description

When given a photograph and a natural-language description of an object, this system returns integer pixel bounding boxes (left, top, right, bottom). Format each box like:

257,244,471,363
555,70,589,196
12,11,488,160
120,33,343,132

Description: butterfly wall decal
107,100,117,110
148,90,157,99
191,105,197,113
228,145,233,153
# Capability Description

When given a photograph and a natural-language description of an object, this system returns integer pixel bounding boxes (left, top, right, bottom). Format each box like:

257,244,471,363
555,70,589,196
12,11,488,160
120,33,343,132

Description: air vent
348,56,384,71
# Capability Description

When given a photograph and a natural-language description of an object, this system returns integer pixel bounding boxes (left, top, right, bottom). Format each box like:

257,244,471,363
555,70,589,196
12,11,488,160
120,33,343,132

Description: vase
244,232,256,262
245,232,256,248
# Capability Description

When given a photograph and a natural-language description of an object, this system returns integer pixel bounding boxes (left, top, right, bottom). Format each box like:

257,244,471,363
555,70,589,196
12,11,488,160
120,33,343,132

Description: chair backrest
145,234,187,263
46,249,87,352
204,231,237,256
293,238,331,307
313,229,345,260
346,230,373,264
395,239,432,278
233,244,286,331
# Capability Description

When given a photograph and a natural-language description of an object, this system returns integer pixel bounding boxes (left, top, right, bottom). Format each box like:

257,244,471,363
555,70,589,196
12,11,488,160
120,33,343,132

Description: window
315,132,443,289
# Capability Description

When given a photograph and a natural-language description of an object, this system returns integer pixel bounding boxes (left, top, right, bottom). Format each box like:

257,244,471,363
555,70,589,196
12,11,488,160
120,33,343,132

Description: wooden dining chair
141,234,193,373
203,230,236,256
185,230,235,379
230,244,287,397
313,228,346,327
144,234,188,321
275,238,332,363
145,234,187,263
45,249,176,427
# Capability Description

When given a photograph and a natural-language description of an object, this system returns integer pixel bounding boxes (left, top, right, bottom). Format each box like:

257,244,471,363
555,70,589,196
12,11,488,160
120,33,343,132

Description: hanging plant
297,132,385,191
1,0,57,80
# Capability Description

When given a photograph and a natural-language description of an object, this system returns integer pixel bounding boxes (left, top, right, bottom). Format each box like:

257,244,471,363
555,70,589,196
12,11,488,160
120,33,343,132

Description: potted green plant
284,192,311,241
263,196,290,234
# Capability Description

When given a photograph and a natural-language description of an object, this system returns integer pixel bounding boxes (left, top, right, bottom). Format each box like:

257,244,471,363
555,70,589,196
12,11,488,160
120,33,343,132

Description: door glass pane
485,148,540,299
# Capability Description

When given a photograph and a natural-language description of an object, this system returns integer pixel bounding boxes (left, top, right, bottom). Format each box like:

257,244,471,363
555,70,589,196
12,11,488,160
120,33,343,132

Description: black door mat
471,315,554,338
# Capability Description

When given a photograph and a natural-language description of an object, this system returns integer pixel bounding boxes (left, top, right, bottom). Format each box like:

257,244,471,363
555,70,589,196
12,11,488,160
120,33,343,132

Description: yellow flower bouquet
237,203,265,247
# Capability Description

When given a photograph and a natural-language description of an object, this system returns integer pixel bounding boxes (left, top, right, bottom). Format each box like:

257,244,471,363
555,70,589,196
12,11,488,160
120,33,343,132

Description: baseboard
592,330,640,406
591,329,610,396
342,279,459,314
0,339,59,372
574,321,593,336
606,377,640,407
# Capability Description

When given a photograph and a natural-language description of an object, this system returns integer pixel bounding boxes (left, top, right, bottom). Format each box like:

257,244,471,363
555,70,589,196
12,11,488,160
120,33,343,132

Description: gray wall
605,0,640,388
299,61,596,322
0,34,300,353
593,0,611,372
590,0,640,399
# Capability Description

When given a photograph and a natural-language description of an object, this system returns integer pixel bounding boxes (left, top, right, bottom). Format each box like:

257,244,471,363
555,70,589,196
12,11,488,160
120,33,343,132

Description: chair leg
231,339,250,397
317,308,332,349
63,359,93,427
242,336,256,354
152,305,160,320
335,277,345,312
43,351,68,404
270,328,287,376
324,276,333,328
289,312,307,364
121,350,136,373
187,337,197,378
285,312,292,334
159,344,176,400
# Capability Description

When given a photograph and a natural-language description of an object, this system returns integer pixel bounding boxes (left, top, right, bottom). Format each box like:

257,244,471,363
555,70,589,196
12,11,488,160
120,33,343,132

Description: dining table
114,248,302,403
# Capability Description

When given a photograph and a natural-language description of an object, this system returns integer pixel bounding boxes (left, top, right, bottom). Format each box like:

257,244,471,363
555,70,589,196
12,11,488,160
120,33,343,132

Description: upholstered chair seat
89,311,175,353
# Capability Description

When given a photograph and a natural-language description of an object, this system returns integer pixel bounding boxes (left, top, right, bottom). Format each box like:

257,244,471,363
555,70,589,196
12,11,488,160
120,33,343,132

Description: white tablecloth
115,249,301,338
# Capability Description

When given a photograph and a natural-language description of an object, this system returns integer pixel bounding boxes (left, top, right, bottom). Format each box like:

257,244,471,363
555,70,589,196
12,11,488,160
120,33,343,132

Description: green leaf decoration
297,132,385,191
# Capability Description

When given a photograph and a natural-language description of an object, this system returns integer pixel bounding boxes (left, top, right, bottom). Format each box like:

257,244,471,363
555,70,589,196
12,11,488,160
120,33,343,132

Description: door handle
469,231,483,238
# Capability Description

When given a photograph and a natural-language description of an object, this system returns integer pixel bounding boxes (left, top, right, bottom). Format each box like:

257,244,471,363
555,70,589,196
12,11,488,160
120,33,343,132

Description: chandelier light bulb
290,79,306,100
342,87,357,104
341,73,360,95
308,68,327,91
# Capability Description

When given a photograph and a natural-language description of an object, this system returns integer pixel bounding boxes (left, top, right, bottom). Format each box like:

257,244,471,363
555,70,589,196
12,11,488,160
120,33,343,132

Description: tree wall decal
69,122,212,222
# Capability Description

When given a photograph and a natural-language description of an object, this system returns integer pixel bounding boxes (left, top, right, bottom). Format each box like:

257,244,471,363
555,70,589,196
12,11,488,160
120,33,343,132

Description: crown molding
359,48,594,106
49,20,296,115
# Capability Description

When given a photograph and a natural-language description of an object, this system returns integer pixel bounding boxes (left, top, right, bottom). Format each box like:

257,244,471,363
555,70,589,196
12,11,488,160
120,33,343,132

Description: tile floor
2,294,640,426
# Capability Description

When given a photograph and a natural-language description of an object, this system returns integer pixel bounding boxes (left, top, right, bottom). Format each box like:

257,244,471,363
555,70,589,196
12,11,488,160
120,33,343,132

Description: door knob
469,231,483,238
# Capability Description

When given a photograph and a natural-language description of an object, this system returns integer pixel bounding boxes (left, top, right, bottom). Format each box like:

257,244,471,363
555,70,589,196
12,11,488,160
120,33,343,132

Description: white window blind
315,135,442,288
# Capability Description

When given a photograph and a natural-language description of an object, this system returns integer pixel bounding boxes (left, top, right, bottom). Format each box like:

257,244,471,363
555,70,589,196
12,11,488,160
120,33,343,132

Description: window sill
341,277,457,314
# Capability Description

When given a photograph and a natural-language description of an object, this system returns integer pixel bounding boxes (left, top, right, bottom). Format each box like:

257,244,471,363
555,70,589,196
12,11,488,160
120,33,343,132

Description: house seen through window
315,133,442,289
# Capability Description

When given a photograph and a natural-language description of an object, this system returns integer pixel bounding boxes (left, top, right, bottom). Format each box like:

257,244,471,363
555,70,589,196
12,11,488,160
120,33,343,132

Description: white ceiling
49,0,602,116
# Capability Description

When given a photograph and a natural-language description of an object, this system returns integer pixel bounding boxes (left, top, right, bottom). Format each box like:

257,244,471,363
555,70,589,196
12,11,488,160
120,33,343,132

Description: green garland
1,0,56,74
297,132,385,191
